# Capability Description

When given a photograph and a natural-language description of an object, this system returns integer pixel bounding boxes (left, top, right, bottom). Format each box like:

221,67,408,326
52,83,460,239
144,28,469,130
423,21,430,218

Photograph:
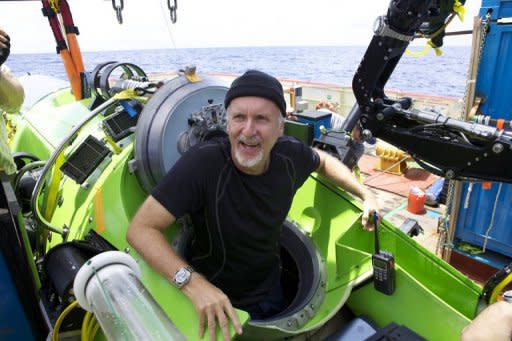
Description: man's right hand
182,274,243,341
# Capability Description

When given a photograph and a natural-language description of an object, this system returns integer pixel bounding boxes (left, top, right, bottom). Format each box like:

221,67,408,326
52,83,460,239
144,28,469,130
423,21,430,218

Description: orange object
67,33,85,73
407,187,426,214
482,182,492,190
496,119,505,130
59,49,81,100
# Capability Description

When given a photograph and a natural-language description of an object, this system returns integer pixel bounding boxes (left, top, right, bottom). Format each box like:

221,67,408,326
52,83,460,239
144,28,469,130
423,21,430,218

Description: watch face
175,268,190,283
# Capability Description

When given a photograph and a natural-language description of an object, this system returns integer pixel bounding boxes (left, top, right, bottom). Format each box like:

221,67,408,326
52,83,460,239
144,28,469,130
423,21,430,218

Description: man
127,70,379,341
0,27,24,175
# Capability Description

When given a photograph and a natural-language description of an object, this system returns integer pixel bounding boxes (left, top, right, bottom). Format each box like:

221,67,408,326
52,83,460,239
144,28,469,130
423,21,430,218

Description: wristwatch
173,266,194,288
373,15,414,42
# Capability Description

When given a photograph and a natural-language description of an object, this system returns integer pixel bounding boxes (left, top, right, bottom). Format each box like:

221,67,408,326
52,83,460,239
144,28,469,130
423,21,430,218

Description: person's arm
461,301,512,341
0,28,24,113
315,149,380,230
126,195,242,341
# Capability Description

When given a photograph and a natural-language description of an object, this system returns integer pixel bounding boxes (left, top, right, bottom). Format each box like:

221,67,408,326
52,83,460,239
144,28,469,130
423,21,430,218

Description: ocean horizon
9,45,471,98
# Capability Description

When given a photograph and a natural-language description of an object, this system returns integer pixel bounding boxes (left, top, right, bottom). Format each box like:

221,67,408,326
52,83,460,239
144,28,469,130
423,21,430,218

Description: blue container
454,0,512,261
295,111,332,139
0,253,35,340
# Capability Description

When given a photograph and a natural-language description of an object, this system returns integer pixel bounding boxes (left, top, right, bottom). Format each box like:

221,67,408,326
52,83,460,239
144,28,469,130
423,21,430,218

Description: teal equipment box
295,111,332,139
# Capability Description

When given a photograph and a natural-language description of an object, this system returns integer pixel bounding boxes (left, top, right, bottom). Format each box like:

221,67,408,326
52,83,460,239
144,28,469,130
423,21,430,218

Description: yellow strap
112,89,138,100
353,165,362,184
186,72,201,83
49,0,60,14
490,272,512,304
44,152,64,220
93,187,106,234
405,40,443,57
405,44,432,57
453,0,466,22
427,40,443,56
104,135,122,154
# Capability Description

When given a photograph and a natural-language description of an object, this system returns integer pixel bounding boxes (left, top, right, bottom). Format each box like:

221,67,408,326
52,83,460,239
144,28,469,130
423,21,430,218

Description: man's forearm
315,149,372,200
127,224,189,283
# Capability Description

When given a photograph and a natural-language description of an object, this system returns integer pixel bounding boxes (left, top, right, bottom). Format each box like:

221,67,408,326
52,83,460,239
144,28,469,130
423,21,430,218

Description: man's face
227,96,284,175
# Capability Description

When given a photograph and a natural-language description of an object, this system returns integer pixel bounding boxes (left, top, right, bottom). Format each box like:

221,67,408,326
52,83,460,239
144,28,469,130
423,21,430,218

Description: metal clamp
373,15,414,42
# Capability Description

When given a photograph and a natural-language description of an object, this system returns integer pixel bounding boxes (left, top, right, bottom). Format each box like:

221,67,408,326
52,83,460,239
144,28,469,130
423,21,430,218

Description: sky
1,0,482,54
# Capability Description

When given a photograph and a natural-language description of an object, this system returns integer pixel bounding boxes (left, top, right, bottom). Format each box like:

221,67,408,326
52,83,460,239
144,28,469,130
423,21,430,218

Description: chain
459,11,491,120
112,0,124,24
167,0,178,24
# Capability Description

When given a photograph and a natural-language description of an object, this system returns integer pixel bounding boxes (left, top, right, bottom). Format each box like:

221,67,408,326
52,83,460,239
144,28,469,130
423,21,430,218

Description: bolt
377,113,384,121
475,157,479,162
384,56,389,61
445,170,455,179
492,143,504,154
89,217,93,223
467,162,472,166
124,247,131,253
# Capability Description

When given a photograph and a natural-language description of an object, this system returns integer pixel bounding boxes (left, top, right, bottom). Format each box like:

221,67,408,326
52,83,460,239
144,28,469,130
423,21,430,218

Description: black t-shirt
152,135,320,306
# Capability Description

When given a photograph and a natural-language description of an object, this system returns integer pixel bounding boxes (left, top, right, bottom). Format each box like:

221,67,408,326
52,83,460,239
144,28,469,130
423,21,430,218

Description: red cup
407,188,426,214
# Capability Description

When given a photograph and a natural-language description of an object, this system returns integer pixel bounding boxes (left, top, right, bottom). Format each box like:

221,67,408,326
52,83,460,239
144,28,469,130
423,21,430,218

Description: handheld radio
372,212,395,295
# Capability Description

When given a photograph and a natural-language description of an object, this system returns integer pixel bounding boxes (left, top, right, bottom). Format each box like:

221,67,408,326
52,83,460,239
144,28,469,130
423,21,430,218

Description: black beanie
224,70,286,116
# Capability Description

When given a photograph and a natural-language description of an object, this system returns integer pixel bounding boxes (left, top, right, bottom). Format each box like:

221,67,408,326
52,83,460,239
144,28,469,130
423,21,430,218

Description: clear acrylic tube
74,251,185,341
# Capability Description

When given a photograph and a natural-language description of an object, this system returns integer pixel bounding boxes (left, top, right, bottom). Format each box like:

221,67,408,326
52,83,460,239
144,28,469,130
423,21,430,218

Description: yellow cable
81,312,93,341
52,300,79,341
489,272,512,304
406,12,458,57
87,316,99,341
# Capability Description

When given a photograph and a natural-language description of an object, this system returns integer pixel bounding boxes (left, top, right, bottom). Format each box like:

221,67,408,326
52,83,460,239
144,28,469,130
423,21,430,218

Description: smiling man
127,70,379,341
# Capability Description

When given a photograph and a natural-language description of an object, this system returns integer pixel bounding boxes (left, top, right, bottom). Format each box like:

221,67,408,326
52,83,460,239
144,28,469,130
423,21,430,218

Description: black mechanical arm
345,0,512,183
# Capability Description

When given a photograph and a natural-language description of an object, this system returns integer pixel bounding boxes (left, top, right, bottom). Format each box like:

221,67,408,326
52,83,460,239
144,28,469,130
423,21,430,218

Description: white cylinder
73,251,185,341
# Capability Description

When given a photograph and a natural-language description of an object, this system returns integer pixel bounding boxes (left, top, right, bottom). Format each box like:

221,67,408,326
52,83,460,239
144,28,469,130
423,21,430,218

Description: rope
482,183,503,253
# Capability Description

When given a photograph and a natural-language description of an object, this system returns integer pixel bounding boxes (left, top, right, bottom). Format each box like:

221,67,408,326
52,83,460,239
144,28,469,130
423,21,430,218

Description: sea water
9,45,470,98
